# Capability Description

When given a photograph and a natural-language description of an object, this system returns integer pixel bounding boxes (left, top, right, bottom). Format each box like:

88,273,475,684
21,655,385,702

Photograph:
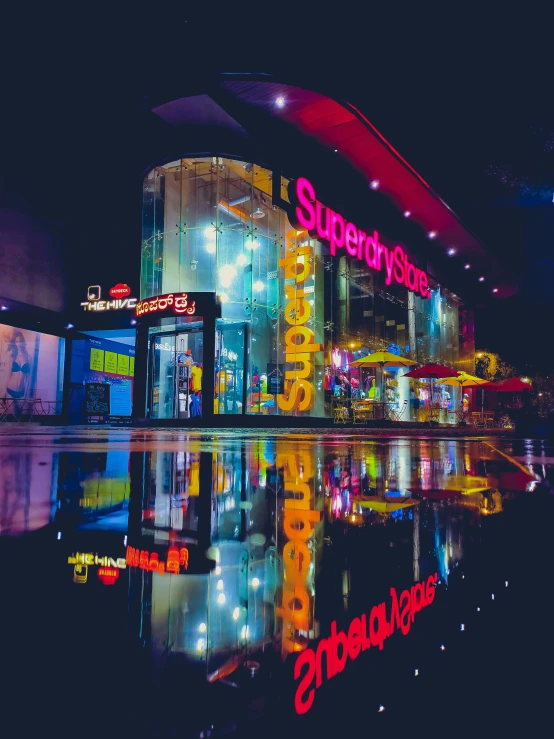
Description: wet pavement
1,428,553,738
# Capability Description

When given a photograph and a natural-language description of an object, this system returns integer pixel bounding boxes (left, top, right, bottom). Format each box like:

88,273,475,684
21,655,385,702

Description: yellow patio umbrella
436,371,494,416
355,496,419,516
349,351,418,401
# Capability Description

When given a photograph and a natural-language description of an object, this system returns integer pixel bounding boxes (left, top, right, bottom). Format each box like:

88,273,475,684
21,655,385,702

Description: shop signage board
135,292,220,320
85,383,110,415
266,363,284,394
81,284,137,311
287,178,430,298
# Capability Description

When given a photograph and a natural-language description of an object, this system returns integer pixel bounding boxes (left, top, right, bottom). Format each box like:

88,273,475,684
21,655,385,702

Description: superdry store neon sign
293,572,438,715
288,178,430,298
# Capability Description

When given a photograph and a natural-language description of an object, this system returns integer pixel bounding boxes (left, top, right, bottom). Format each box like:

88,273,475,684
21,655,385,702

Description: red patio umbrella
493,377,532,392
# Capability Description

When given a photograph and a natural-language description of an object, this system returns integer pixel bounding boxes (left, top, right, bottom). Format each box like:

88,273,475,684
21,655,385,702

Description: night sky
2,11,552,372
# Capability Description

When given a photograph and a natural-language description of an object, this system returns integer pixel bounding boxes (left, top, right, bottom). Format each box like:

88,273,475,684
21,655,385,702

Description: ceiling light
334,148,338,153
479,276,485,282
370,179,380,190
203,226,217,239
236,253,248,265
217,593,226,605
130,319,137,326
232,607,240,620
219,264,237,288
252,207,265,219
403,210,411,218
492,288,499,293
447,248,456,256
198,623,207,633
196,638,205,653
218,292,229,303
251,577,260,589
253,280,265,292
1,305,7,310
245,236,258,250
464,263,471,270
275,96,285,108
65,323,75,329
427,230,438,240
205,242,216,254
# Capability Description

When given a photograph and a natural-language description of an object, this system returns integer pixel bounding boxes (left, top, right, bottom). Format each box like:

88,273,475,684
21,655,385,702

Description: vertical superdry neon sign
288,178,430,298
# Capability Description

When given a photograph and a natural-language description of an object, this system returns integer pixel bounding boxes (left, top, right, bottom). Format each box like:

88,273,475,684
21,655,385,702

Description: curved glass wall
141,157,474,422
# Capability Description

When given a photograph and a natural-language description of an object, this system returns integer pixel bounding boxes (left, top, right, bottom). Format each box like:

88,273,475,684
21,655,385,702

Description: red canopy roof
493,377,532,392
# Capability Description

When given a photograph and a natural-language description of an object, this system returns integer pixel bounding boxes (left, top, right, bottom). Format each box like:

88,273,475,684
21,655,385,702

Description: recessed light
1,305,7,310
447,247,456,256
464,263,471,270
479,276,485,282
427,230,437,240
275,96,285,108
403,210,411,218
334,148,338,153
66,323,75,329
492,288,498,293
369,179,380,190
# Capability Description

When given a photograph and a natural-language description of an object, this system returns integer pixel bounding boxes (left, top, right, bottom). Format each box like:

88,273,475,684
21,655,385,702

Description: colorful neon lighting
294,572,438,715
109,283,131,298
97,566,120,585
275,450,321,655
125,545,189,575
135,293,196,318
289,178,430,298
277,244,322,412
68,553,127,569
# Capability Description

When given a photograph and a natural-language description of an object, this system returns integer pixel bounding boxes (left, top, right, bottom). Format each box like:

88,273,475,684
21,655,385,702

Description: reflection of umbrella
355,496,419,515
494,377,532,392
261,399,275,408
350,351,417,400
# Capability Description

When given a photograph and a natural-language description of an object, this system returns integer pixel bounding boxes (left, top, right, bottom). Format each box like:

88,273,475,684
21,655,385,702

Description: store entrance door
149,328,204,420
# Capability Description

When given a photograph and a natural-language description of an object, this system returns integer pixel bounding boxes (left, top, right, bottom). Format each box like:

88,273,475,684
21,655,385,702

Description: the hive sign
288,178,430,298
81,285,137,311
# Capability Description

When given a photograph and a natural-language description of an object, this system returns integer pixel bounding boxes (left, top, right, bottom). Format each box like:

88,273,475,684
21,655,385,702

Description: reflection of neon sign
294,572,438,715
289,178,430,298
68,552,127,568
332,348,341,368
126,545,189,575
278,245,322,412
276,450,321,656
135,293,196,318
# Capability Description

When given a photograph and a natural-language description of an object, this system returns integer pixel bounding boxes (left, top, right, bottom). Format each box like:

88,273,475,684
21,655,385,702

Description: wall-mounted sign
109,283,131,298
98,566,120,585
293,572,438,715
287,178,430,298
135,293,196,318
81,285,137,311
126,545,189,575
68,552,126,584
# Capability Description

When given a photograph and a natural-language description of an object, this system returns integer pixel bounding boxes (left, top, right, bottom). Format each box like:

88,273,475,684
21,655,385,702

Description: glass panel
215,321,245,415
149,332,176,419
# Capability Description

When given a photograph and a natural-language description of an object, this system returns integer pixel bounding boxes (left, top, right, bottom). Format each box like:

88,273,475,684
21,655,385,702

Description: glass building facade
140,157,475,423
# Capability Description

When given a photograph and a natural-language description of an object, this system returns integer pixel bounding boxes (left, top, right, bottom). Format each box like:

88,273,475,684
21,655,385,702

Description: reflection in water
1,437,548,735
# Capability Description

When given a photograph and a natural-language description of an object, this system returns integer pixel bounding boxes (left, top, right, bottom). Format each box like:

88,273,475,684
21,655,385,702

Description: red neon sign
135,293,196,318
125,545,189,575
110,283,131,298
97,566,120,585
289,178,430,298
293,572,438,715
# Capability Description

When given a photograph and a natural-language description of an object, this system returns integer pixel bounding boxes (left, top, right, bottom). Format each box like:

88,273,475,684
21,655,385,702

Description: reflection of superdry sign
135,293,196,318
81,285,137,311
288,178,430,298
293,572,438,714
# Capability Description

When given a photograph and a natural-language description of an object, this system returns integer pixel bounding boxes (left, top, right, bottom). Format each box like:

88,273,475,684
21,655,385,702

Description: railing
0,398,62,422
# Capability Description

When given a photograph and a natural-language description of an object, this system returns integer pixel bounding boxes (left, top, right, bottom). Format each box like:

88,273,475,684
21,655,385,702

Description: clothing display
191,365,202,392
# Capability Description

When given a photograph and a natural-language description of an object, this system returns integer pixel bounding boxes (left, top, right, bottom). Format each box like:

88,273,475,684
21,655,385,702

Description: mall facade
0,75,516,425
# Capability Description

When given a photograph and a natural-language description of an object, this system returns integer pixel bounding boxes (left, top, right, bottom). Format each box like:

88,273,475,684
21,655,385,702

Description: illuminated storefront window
140,157,474,422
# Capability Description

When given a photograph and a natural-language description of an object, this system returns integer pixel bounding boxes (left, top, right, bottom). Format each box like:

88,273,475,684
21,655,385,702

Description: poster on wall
0,323,64,413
